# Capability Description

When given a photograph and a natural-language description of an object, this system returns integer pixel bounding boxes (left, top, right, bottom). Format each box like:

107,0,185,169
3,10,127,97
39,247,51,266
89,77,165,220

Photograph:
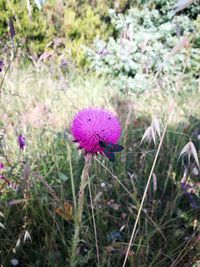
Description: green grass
0,65,200,267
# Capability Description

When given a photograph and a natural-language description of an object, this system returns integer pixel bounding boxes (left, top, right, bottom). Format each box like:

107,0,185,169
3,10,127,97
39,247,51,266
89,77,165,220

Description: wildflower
0,162,4,170
18,134,26,150
0,162,4,180
0,60,4,72
71,108,123,161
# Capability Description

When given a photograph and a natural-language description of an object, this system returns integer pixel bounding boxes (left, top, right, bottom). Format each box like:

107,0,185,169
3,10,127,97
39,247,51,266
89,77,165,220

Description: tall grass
0,66,200,266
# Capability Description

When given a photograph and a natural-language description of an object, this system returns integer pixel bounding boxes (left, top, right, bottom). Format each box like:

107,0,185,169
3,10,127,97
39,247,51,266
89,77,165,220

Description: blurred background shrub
86,7,200,93
0,0,199,68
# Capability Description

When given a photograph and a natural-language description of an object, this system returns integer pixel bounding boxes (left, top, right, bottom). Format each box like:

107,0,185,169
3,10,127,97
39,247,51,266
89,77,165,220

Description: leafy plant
86,8,199,93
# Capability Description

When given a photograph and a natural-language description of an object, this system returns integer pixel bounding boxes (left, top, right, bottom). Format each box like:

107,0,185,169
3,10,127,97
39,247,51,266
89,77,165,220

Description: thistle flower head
71,108,122,155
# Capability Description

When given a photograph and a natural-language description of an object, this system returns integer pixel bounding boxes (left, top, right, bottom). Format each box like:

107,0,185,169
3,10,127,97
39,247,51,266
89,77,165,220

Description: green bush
63,4,113,66
0,0,115,65
86,8,199,93
0,0,199,67
0,0,50,55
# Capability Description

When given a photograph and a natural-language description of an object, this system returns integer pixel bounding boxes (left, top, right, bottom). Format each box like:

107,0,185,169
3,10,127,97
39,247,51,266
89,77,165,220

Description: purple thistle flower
0,60,4,72
18,134,26,150
71,108,122,156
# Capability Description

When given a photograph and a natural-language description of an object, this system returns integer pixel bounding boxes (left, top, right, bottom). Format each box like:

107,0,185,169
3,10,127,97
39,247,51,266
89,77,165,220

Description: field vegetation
0,0,200,266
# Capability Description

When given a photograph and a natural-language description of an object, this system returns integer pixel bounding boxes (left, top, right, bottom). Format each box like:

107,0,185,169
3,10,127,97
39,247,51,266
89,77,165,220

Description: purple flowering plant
0,60,4,72
0,162,4,170
0,162,4,181
71,108,123,161
70,107,123,263
18,134,26,150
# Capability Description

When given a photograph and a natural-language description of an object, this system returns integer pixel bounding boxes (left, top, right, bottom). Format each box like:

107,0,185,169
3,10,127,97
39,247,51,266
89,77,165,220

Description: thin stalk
31,172,60,203
122,102,173,267
70,157,91,267
88,178,100,265
170,234,195,267
67,144,77,213
95,156,166,242
0,45,18,97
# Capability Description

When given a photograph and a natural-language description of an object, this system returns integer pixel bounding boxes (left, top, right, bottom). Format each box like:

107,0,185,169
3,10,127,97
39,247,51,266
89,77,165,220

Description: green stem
70,157,91,267
67,144,77,213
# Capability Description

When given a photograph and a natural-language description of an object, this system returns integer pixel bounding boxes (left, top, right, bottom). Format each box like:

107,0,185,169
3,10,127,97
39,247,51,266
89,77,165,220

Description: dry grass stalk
157,36,189,71
88,178,100,265
122,102,173,267
179,141,200,169
141,118,161,145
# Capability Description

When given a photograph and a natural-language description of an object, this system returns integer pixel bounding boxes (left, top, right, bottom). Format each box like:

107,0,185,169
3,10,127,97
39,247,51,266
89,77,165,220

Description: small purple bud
0,162,4,170
0,60,4,72
18,134,26,150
